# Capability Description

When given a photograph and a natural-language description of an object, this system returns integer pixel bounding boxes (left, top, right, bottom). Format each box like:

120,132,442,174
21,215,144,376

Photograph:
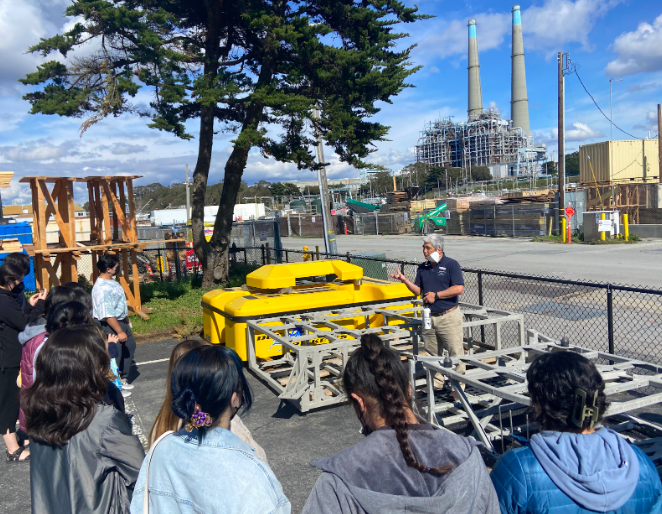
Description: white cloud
103,143,148,155
0,140,77,162
416,0,620,62
633,110,659,132
605,14,662,77
536,122,604,144
417,12,509,60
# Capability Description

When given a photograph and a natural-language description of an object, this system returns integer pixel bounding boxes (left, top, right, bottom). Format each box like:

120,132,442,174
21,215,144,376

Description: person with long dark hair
491,351,662,513
18,286,78,433
148,339,267,461
0,264,46,462
24,325,144,513
302,334,498,513
130,345,290,513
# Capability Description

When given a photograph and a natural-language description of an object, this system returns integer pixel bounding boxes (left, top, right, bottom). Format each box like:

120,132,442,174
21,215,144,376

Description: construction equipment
201,260,415,362
417,202,448,232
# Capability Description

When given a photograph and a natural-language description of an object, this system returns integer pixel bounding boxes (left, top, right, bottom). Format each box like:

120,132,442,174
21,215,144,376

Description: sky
0,0,661,205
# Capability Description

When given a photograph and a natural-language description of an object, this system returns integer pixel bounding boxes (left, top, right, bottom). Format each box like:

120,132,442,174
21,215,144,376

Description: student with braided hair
302,334,499,514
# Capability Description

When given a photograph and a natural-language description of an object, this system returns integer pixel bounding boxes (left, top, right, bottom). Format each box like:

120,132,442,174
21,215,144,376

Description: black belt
430,305,458,317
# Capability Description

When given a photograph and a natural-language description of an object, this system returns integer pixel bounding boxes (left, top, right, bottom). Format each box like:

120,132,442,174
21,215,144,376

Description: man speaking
390,234,465,374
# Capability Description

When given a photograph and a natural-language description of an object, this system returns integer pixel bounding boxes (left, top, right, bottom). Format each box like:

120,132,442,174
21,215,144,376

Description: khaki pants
422,307,465,374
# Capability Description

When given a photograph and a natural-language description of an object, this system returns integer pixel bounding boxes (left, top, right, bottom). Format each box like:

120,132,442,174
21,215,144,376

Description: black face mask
11,282,25,295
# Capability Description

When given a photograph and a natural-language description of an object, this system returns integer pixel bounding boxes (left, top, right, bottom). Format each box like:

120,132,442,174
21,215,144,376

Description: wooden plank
42,180,61,224
99,180,112,245
39,180,72,244
111,181,119,242
103,181,132,244
26,239,186,255
126,179,138,244
118,182,129,243
88,180,98,242
130,248,143,316
42,257,61,288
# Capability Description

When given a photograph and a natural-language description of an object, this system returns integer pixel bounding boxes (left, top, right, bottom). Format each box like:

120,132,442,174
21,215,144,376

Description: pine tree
21,0,429,286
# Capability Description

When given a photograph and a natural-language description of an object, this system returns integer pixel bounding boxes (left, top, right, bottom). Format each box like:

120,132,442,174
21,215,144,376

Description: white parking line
136,358,170,366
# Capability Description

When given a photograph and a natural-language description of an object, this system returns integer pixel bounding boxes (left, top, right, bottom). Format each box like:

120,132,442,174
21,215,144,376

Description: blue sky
0,0,661,204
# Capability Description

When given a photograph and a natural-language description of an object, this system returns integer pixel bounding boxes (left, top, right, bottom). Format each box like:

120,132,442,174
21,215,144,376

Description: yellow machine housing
202,260,415,361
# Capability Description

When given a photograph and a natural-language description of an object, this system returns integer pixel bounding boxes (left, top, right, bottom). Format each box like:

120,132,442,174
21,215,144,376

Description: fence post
174,242,181,280
346,252,351,264
315,245,320,260
287,213,292,237
266,242,271,264
261,244,265,265
157,248,164,282
607,284,614,355
244,249,248,265
400,262,405,275
478,270,485,343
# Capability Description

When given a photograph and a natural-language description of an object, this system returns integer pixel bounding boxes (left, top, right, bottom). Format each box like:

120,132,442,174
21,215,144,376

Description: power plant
416,5,545,178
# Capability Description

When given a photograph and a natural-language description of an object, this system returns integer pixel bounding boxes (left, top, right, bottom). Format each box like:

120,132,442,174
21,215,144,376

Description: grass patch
130,264,258,339
532,234,582,243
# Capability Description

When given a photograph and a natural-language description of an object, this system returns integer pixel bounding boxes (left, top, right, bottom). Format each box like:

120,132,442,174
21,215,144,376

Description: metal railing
239,245,662,363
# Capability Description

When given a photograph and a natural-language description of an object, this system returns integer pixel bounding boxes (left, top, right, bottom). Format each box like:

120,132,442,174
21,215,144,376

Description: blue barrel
0,222,35,291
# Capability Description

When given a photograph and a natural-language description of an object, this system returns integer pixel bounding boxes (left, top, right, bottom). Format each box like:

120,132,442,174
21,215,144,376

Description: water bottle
423,307,431,330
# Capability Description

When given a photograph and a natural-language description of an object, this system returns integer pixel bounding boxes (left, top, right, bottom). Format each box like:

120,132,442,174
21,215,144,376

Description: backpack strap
143,430,174,513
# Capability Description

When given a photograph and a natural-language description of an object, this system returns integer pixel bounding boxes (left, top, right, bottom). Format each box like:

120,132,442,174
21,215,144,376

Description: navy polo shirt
414,254,464,313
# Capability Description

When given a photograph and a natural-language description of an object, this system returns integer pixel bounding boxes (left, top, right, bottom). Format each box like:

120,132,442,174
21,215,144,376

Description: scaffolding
415,110,544,176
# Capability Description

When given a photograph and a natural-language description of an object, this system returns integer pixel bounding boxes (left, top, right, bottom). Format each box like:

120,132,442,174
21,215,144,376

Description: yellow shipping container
579,140,660,185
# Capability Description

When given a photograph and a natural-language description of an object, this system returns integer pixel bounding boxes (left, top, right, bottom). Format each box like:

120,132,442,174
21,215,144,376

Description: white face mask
427,251,440,263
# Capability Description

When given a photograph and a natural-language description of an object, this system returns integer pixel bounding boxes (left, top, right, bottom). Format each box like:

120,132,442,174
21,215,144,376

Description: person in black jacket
3,253,45,323
0,264,46,462
24,325,144,513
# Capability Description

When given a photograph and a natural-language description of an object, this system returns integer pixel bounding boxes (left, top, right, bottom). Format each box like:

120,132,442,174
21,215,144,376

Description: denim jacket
130,427,291,514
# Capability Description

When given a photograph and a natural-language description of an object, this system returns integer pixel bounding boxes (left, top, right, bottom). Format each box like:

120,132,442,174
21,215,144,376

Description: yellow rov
202,260,415,361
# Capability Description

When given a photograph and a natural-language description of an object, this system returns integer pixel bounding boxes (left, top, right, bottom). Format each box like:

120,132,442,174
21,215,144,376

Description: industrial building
416,6,545,179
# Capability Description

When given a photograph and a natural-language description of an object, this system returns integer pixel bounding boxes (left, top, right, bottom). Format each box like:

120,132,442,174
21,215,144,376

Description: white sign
311,216,316,223
260,231,267,241
444,211,451,219
598,219,613,232
403,213,408,221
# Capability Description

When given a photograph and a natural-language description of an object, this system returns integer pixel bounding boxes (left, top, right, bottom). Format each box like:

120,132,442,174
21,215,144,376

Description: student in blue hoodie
491,351,662,514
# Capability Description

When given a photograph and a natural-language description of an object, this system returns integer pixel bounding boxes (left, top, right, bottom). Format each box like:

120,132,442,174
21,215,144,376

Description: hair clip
571,388,600,428
185,405,212,432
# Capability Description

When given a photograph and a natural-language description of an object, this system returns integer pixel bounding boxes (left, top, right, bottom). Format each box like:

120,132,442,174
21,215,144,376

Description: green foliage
566,152,580,176
270,182,301,196
471,166,492,182
134,182,224,210
22,0,428,168
23,0,431,283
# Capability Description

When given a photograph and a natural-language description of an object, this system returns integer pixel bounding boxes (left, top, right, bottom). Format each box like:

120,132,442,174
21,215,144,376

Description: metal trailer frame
245,300,526,412
414,329,662,464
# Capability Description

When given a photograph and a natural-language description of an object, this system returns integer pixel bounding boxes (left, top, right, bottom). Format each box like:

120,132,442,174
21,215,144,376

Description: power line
573,68,642,140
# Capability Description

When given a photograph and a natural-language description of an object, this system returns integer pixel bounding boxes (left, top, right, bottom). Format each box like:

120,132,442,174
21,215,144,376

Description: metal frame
415,329,662,459
246,300,526,412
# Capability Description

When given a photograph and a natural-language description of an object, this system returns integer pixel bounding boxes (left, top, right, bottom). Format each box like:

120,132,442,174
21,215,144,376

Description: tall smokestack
467,19,483,120
511,5,530,136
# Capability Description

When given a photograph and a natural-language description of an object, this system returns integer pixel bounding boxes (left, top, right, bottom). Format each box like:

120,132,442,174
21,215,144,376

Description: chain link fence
238,245,662,363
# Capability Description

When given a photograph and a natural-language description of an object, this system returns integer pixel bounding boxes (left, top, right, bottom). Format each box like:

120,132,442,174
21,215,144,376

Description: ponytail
343,334,452,475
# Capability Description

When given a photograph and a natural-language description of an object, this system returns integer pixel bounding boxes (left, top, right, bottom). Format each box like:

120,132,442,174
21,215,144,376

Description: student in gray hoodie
491,351,662,513
301,334,499,514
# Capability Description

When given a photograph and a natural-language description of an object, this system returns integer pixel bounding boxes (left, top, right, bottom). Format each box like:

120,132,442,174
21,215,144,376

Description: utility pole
558,52,566,228
185,164,191,223
313,104,338,255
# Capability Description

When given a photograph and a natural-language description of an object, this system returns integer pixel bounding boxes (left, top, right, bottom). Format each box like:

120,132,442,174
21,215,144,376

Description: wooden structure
585,183,658,224
20,175,185,319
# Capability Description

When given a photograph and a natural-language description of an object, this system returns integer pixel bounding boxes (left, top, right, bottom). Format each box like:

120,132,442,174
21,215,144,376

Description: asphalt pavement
282,234,662,288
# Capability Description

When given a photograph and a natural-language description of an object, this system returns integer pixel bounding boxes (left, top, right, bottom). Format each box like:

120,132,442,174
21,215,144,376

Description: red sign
565,206,575,218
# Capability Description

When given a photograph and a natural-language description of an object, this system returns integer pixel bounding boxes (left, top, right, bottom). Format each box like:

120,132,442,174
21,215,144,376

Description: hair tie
571,388,599,428
185,405,212,432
